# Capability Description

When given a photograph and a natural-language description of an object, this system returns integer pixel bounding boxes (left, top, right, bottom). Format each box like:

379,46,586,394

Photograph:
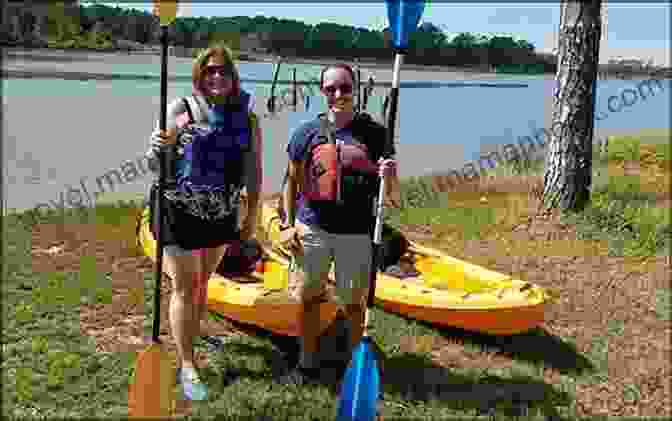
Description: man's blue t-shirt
286,113,393,235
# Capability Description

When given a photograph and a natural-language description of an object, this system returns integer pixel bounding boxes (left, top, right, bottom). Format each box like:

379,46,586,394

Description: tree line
2,2,555,72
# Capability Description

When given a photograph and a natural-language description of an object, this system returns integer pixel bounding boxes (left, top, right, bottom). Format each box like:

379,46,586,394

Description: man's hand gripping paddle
128,1,178,418
336,2,425,420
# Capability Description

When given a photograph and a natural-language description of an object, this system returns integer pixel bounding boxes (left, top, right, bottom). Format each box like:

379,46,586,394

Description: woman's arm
145,97,189,175
243,112,263,226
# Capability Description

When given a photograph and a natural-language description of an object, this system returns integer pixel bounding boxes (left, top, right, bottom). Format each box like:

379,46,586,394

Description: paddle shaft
367,51,403,309
152,24,169,343
338,7,422,419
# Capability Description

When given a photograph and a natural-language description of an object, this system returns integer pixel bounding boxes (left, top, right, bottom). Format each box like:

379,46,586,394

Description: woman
145,43,262,401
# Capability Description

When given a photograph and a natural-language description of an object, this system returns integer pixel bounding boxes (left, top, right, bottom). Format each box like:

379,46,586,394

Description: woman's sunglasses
322,83,353,95
205,65,233,78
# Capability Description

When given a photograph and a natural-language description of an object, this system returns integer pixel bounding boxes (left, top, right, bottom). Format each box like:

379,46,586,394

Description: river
2,53,670,213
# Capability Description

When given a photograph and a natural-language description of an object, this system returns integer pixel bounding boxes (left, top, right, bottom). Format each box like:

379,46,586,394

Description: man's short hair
319,63,356,89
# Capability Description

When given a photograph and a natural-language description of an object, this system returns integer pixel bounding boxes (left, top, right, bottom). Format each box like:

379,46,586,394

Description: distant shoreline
1,47,525,84
5,46,669,80
2,46,500,76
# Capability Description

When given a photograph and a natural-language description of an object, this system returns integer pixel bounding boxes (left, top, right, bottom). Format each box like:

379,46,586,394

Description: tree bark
542,0,602,212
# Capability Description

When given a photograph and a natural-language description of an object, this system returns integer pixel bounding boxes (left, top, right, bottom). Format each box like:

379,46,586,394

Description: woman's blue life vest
176,90,252,190
166,90,253,220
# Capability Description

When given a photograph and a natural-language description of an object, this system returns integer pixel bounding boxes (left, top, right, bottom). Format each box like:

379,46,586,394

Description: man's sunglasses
322,84,353,95
205,65,234,78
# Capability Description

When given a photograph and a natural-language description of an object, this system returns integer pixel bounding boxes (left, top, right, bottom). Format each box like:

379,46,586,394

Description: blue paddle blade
336,336,381,421
385,0,426,50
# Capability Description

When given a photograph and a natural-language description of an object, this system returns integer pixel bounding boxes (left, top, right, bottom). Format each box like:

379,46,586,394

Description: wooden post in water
292,67,297,112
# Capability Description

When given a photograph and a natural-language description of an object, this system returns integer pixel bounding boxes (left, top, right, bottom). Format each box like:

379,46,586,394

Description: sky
97,2,670,66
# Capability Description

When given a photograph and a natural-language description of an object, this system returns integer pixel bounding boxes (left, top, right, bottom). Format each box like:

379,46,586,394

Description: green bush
483,154,545,178
47,29,115,51
593,143,610,166
504,155,544,176
604,134,670,166
606,136,641,162
398,176,442,210
571,184,670,256
654,142,671,163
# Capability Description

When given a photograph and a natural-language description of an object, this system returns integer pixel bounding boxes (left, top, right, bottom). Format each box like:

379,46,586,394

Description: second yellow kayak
259,201,554,336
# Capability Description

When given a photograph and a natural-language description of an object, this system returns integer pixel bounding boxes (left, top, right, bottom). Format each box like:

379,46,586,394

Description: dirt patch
27,191,671,417
401,187,671,416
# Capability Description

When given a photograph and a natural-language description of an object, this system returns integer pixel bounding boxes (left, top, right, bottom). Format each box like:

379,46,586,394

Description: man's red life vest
302,114,380,204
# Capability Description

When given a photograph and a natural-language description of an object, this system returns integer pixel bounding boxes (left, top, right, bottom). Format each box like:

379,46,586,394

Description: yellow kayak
137,201,554,336
136,206,340,338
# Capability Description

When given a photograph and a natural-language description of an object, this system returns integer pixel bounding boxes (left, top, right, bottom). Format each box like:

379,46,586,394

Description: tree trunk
542,0,602,212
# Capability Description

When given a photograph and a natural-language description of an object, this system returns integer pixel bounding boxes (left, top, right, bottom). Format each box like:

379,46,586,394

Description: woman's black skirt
148,183,240,251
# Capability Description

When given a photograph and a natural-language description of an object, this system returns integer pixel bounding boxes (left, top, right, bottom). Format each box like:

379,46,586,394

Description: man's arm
283,122,311,226
380,124,401,208
383,159,402,208
283,160,303,226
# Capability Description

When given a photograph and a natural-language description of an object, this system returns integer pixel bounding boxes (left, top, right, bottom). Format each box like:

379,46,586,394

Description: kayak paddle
336,2,425,420
128,1,178,417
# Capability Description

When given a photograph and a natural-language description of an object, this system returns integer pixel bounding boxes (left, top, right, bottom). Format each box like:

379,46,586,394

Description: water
3,60,670,213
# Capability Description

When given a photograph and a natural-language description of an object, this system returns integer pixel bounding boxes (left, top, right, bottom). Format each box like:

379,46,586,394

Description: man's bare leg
345,302,366,350
299,296,323,369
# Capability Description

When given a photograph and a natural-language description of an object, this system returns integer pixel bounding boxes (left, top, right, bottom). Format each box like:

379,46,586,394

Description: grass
3,129,670,419
3,200,573,419
380,128,671,416
656,289,672,322
3,206,561,419
2,216,135,418
563,133,671,258
387,130,671,259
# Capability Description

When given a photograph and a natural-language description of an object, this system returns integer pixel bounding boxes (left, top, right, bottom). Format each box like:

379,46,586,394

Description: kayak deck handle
497,287,512,299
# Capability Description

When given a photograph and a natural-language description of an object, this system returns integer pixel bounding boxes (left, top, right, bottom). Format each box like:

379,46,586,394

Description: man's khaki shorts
287,221,372,307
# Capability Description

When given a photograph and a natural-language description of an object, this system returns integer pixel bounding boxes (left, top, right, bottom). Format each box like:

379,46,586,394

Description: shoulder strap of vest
354,111,374,124
352,112,382,136
247,111,257,151
248,111,258,133
181,97,195,124
183,95,208,123
317,114,336,145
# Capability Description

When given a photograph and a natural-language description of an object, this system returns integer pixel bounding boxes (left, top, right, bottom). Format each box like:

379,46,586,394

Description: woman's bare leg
163,249,202,369
194,244,229,335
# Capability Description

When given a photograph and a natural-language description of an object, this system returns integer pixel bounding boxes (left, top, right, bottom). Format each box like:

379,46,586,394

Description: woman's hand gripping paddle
128,1,178,418
336,3,425,419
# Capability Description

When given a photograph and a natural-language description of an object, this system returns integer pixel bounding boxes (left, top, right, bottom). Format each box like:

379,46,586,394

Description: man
278,63,400,384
